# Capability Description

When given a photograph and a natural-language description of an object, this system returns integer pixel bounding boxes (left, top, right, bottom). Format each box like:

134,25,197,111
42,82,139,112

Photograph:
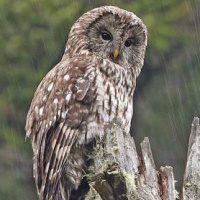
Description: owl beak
113,48,119,59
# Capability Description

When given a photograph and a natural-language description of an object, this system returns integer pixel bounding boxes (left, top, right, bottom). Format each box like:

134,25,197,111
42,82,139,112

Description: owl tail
53,149,85,200
51,179,71,200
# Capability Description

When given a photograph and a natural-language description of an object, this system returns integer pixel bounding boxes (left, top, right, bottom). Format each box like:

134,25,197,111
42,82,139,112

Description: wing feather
25,56,95,200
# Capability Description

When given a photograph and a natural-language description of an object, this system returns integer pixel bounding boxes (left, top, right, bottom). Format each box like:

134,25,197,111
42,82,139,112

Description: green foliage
0,0,199,199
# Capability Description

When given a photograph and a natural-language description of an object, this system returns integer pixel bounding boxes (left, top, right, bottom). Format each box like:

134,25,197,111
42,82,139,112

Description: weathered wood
182,117,200,200
137,137,162,200
85,120,175,200
160,166,177,200
85,117,200,200
85,121,142,200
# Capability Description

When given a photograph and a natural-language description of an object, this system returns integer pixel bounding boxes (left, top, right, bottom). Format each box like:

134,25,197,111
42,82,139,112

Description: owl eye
124,39,132,47
101,31,112,41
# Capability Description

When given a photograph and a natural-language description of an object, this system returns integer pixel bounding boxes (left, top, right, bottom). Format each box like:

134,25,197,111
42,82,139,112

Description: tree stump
84,117,200,200
182,117,200,200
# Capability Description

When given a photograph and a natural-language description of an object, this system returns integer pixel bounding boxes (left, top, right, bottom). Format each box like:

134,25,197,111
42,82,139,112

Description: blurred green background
0,0,199,199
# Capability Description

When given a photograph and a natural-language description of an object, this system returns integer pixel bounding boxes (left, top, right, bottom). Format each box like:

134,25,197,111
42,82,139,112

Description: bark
84,117,200,200
182,117,200,200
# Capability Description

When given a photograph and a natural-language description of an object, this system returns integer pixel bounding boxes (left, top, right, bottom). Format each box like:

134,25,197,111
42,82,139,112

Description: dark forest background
0,0,200,199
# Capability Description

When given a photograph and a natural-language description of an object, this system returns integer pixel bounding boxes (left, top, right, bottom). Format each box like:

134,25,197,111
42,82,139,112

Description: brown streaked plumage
25,6,147,200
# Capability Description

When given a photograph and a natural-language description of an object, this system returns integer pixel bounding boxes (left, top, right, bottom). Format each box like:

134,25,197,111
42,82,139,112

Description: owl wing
25,56,95,199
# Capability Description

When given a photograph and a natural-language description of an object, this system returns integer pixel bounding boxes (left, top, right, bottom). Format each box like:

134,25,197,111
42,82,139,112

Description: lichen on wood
182,117,200,200
85,119,142,200
84,117,200,200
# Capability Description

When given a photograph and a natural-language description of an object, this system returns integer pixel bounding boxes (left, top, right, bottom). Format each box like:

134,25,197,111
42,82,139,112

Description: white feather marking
66,93,71,101
103,99,109,109
53,98,58,104
87,121,98,129
45,162,50,173
57,147,64,160
77,89,83,94
35,106,39,114
88,71,95,79
60,183,66,200
26,130,31,137
111,98,118,107
59,122,64,128
64,74,70,81
49,169,54,180
96,95,103,102
52,139,56,149
55,144,60,156
65,127,71,135
109,86,115,95
52,170,60,181
96,74,103,84
79,49,89,55
62,146,69,157
77,79,85,83
69,176,76,184
48,82,54,91
39,107,44,116
42,95,47,101
77,158,83,165
96,88,105,96
61,110,68,118
41,185,45,192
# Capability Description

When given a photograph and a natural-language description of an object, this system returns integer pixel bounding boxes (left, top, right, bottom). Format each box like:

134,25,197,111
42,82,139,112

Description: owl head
64,6,147,76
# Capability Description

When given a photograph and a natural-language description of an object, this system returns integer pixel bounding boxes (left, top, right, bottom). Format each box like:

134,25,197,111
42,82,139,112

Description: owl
25,6,147,200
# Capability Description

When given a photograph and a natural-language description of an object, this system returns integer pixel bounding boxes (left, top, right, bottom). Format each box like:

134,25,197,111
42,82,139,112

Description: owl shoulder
25,55,97,138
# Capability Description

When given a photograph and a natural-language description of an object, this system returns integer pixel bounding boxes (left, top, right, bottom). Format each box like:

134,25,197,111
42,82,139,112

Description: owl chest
97,81,132,122
77,67,134,144
87,72,133,131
